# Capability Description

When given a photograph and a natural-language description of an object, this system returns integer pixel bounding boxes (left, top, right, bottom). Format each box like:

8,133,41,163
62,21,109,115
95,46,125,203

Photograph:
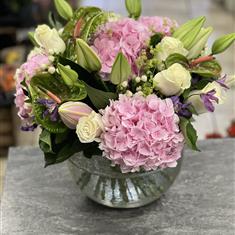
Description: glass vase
68,152,183,208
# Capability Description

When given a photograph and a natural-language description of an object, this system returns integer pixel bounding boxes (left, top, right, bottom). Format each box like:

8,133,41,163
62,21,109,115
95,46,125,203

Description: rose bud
58,101,93,129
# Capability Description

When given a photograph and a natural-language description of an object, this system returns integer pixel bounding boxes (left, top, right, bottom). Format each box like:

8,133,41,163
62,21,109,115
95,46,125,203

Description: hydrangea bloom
91,18,151,74
99,94,184,173
15,52,50,129
139,16,178,35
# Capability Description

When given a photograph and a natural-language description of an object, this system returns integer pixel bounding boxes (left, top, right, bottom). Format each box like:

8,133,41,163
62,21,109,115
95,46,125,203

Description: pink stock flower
91,18,151,74
99,94,184,173
139,16,178,36
15,52,50,128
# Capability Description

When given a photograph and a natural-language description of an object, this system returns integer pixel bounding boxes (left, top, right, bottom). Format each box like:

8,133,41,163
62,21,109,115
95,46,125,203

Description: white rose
76,111,104,143
156,36,188,62
153,63,191,96
34,25,66,54
187,81,226,114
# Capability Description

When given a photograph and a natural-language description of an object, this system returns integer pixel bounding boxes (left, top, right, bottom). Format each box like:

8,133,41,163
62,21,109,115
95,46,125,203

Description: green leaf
190,60,222,78
28,32,39,47
165,53,189,68
125,0,142,19
62,7,102,40
39,129,54,154
150,33,163,47
84,82,117,109
80,12,104,41
173,16,206,49
48,11,63,30
212,33,235,55
57,63,78,87
43,130,101,167
54,0,73,20
30,73,86,133
31,73,86,102
59,57,108,91
192,77,215,90
180,117,199,151
76,38,102,72
110,52,131,85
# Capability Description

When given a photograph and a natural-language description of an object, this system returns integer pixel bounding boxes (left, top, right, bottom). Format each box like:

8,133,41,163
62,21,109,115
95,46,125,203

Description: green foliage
30,73,86,133
165,53,189,68
150,33,163,47
40,129,101,167
58,57,108,91
84,83,118,110
39,129,54,154
48,12,63,30
180,117,199,151
212,33,235,55
190,60,222,78
110,52,131,85
28,32,39,47
80,12,104,41
62,7,102,40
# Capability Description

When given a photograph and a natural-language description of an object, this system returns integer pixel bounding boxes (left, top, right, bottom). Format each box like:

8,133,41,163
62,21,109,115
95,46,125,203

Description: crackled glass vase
68,153,182,208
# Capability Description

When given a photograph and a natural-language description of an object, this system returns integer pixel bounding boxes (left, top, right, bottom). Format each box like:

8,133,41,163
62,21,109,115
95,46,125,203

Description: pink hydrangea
15,53,50,127
139,16,178,36
91,18,151,74
99,94,184,173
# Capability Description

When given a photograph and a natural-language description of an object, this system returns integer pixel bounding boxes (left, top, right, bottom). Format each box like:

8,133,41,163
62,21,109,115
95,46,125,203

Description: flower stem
190,55,215,67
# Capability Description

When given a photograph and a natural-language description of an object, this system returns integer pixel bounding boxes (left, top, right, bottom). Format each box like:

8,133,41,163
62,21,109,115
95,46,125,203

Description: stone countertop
1,139,235,235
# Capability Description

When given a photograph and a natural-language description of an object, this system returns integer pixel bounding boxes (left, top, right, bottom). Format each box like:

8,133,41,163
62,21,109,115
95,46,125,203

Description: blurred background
0,0,234,192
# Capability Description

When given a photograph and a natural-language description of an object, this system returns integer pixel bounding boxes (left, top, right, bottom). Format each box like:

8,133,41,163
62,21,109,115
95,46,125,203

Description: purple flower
216,75,229,89
21,123,38,132
200,89,219,112
170,96,192,118
37,98,59,122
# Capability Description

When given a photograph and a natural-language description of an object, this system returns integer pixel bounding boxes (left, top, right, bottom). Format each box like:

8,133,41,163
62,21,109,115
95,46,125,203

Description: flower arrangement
15,0,235,173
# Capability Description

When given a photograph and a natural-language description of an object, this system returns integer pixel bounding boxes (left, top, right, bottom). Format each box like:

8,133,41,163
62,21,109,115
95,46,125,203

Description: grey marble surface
1,139,235,235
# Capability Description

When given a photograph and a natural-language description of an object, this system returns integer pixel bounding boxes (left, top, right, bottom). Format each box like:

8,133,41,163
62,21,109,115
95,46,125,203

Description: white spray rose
156,36,188,62
34,25,66,54
76,111,104,143
153,63,191,96
187,81,226,114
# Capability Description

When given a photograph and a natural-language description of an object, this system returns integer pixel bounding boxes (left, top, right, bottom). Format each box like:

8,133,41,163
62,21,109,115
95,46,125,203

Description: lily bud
76,38,102,72
212,33,235,55
110,52,131,85
125,0,142,19
187,27,213,59
57,63,78,87
54,0,73,20
173,16,206,49
58,101,93,129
